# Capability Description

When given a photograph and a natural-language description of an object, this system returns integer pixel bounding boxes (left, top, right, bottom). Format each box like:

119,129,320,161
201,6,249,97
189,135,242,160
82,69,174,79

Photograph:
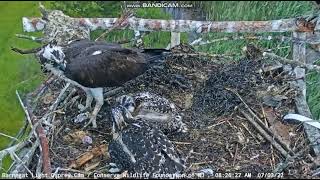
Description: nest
3,47,319,179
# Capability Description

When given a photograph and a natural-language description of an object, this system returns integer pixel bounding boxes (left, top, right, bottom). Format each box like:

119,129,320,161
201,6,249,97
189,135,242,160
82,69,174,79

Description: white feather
283,113,320,129
92,50,102,55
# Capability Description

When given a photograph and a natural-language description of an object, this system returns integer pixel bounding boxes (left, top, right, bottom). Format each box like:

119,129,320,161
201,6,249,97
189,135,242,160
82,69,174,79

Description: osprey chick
116,92,188,134
108,105,185,175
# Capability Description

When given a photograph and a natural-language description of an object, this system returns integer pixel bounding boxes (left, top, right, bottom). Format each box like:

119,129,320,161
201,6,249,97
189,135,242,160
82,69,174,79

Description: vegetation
0,1,45,172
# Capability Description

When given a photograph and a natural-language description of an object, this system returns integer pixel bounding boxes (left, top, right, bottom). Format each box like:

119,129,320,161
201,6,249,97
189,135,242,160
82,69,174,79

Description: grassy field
0,1,44,170
0,0,319,172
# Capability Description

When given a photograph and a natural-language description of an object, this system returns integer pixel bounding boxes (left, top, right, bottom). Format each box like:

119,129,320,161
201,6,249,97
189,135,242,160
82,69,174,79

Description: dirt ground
29,46,317,179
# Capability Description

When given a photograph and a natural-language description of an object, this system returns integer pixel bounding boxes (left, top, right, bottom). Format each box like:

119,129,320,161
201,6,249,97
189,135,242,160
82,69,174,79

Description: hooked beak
11,43,48,55
11,46,42,54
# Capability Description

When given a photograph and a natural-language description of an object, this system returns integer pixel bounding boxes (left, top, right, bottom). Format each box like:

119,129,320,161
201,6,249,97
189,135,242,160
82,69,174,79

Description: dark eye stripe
52,50,61,60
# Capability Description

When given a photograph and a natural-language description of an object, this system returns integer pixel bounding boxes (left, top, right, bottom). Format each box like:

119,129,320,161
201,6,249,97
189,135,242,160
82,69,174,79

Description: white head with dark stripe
37,41,66,70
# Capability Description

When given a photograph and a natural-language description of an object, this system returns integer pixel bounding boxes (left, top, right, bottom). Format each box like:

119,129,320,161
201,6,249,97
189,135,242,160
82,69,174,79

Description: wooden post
306,32,320,64
170,32,180,48
133,30,143,48
292,32,320,156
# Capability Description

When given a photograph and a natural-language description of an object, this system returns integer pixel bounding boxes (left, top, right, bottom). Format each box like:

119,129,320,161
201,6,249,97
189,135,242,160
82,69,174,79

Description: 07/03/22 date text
214,172,284,178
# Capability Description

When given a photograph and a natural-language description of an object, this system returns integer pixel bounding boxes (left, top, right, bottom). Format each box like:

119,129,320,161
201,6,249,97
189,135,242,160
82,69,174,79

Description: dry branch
7,121,28,147
15,34,43,43
190,35,293,46
9,139,39,175
32,75,56,109
240,110,290,158
28,112,52,175
263,52,320,72
0,141,29,170
95,10,133,41
23,94,52,175
173,52,234,60
44,83,70,124
16,90,33,128
273,145,310,173
0,132,19,142
226,88,293,154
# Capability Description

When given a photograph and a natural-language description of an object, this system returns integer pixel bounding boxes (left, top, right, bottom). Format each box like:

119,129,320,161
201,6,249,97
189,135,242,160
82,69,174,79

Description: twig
95,10,133,42
45,83,70,124
31,117,51,175
0,141,29,168
36,156,43,175
50,114,56,148
0,132,19,142
172,141,192,145
240,110,290,158
32,75,55,97
31,82,70,135
207,120,228,129
232,143,238,167
15,34,43,43
173,52,234,59
191,161,214,166
226,87,293,154
11,152,34,177
6,117,28,147
52,167,90,176
239,121,260,143
226,144,234,158
32,76,56,111
273,145,310,173
61,87,77,108
263,52,320,72
271,144,275,170
24,100,52,175
9,140,40,176
312,167,320,177
16,90,33,129
190,35,292,46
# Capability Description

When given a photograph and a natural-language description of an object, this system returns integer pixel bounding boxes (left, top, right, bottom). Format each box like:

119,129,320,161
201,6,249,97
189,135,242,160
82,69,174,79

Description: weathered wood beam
22,17,317,33
292,31,320,156
170,32,180,48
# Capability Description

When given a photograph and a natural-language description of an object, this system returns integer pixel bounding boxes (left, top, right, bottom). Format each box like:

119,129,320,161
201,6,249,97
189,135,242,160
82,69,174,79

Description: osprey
108,104,185,175
116,92,188,134
12,39,170,128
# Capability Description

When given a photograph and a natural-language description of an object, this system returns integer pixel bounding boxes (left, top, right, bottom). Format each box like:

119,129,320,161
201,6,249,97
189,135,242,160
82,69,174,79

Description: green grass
0,1,45,172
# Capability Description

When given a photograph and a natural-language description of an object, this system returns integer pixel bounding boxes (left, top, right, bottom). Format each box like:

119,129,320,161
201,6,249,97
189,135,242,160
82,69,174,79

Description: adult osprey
12,39,170,128
108,104,185,175
116,92,188,134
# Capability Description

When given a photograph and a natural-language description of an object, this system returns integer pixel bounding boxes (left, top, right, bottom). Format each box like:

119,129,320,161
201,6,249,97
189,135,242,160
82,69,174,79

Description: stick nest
6,47,318,178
